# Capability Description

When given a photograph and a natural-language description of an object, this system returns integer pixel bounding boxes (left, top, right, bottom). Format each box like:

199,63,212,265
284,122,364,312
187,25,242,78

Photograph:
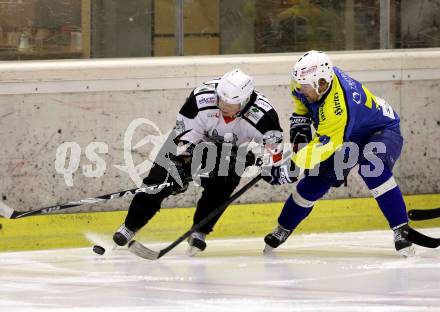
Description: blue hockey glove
290,113,312,153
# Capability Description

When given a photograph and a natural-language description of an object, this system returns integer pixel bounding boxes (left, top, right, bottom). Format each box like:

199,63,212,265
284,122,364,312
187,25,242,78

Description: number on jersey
376,97,395,119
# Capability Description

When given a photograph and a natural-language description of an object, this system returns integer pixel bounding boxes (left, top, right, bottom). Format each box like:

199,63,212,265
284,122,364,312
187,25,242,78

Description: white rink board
1,50,440,212
1,229,440,312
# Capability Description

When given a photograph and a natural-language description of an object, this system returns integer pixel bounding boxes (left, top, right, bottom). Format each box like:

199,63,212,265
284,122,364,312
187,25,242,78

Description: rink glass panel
0,0,439,60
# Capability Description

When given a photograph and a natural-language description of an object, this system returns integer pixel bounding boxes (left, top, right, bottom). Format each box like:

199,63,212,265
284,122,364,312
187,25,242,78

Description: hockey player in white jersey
113,69,284,255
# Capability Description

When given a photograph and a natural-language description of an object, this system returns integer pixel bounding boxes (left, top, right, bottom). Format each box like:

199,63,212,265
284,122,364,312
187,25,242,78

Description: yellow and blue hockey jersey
291,67,400,169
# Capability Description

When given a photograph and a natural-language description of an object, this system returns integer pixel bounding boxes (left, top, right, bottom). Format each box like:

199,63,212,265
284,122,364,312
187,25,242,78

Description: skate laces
272,225,290,242
117,224,135,240
393,224,409,242
190,231,206,242
392,224,415,257
393,229,402,241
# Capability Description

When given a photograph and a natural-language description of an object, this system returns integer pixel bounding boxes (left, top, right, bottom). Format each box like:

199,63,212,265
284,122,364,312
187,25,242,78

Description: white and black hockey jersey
174,79,283,156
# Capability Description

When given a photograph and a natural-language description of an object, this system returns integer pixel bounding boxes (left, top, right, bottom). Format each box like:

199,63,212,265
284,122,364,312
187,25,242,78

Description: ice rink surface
1,229,440,312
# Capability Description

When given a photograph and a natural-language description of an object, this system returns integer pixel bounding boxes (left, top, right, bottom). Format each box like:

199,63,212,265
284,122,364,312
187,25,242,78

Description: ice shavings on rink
1,229,440,312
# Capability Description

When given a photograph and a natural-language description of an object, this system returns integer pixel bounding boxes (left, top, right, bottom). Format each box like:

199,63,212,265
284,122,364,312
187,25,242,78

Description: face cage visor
217,94,250,110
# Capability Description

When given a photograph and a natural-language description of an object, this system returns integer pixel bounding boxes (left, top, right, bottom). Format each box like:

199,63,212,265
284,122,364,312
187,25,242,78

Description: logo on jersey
352,92,362,104
197,94,216,107
339,70,362,105
244,107,264,124
319,106,326,121
175,119,186,135
333,92,343,115
340,71,358,91
207,112,220,118
208,129,238,145
255,99,273,112
317,135,330,146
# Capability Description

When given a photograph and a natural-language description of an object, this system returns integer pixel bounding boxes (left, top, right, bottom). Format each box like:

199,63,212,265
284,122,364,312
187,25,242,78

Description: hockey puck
92,245,105,255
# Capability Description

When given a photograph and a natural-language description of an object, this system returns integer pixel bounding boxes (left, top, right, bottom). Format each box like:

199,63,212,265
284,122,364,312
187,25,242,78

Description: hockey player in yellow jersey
262,50,414,257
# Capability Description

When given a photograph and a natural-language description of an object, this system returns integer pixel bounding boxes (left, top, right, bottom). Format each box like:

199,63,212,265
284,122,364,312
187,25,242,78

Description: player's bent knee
368,176,398,198
291,184,315,208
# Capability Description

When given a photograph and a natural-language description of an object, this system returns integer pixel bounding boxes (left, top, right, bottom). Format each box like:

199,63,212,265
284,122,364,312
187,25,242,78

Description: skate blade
186,246,202,257
398,245,416,258
263,244,275,254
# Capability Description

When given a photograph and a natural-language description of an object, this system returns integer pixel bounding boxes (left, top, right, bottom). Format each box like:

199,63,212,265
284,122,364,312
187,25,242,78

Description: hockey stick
408,208,440,221
128,174,263,260
0,181,176,219
406,227,440,248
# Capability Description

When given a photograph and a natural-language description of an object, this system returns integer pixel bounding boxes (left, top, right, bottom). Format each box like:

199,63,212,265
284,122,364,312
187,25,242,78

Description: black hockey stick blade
128,174,263,260
0,182,176,219
128,240,160,260
408,208,440,221
406,227,440,248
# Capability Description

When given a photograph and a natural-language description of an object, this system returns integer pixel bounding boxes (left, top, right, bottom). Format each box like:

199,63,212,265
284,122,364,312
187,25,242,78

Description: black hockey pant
124,162,241,234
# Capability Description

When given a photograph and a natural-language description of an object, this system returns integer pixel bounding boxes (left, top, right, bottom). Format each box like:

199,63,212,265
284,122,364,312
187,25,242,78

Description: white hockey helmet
291,50,334,95
217,69,254,109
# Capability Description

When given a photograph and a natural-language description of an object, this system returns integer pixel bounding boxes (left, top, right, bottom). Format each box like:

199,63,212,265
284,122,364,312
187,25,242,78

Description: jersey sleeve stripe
340,84,350,142
199,106,219,112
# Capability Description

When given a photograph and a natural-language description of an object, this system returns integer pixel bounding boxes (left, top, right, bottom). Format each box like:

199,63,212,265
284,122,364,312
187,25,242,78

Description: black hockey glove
242,150,263,168
244,150,256,167
169,154,192,194
262,159,298,185
290,113,312,153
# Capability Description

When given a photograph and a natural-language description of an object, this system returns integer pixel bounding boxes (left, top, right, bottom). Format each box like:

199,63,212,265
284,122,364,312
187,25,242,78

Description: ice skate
113,224,137,246
263,224,291,253
393,224,415,257
187,231,207,256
